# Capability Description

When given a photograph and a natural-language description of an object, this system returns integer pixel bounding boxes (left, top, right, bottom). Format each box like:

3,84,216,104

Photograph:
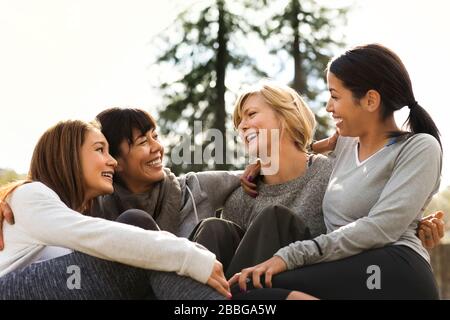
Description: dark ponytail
328,44,441,148
407,102,441,147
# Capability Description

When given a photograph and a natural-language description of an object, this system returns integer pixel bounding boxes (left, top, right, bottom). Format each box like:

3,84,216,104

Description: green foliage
154,0,349,174
0,168,26,186
254,0,349,139
153,0,267,174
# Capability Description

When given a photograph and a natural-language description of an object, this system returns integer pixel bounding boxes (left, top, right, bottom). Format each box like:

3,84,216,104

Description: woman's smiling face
237,93,283,158
115,127,165,193
326,71,369,137
81,128,117,201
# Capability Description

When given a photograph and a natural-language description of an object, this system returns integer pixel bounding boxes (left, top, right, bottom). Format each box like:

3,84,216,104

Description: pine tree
257,0,348,138
153,0,266,175
154,0,349,174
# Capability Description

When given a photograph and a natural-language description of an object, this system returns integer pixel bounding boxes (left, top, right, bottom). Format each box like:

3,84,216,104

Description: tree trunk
290,0,306,94
215,0,228,170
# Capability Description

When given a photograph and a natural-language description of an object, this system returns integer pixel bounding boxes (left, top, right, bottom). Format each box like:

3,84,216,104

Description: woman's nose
150,139,163,154
238,118,248,132
107,154,118,168
326,99,333,113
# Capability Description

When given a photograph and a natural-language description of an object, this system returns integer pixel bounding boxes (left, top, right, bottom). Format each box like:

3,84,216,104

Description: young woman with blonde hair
190,81,333,293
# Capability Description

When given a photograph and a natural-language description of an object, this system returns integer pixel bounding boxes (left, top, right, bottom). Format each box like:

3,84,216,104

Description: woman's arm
8,182,215,284
276,135,442,269
186,170,242,210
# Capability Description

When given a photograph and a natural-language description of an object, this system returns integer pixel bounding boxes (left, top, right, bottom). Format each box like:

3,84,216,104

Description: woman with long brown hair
0,120,229,299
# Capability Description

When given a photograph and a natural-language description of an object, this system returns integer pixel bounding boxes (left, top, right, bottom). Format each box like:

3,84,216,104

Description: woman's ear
363,89,381,113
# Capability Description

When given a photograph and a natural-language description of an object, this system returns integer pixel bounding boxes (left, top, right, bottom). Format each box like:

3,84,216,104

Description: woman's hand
311,131,339,154
228,256,287,291
240,159,261,198
0,200,15,250
207,260,232,299
327,131,339,151
418,211,445,249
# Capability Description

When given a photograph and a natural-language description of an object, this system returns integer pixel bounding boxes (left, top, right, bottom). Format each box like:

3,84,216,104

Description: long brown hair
0,120,100,212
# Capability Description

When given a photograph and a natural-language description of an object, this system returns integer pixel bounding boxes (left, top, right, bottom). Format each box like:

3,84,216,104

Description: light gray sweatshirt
276,133,442,269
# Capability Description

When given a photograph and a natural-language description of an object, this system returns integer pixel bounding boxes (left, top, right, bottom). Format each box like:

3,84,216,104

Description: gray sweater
92,170,241,237
222,154,333,238
276,134,442,269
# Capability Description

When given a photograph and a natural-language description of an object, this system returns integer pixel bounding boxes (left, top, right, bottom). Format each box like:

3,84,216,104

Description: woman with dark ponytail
327,43,441,145
230,44,442,299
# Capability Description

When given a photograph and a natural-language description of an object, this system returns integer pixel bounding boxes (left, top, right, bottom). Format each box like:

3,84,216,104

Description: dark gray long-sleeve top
276,133,442,269
92,171,242,237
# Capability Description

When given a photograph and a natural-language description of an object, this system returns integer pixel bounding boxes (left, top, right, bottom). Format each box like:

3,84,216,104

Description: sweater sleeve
275,134,442,269
8,183,215,284
188,170,242,211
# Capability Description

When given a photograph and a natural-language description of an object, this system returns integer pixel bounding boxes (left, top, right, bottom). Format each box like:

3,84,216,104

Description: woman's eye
138,139,147,145
96,147,104,153
153,134,159,140
249,112,256,117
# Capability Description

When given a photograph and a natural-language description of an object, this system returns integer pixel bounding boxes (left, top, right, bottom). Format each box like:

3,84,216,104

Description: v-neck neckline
354,143,385,166
354,137,398,166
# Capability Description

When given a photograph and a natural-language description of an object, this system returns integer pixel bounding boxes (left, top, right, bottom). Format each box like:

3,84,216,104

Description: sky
0,0,449,188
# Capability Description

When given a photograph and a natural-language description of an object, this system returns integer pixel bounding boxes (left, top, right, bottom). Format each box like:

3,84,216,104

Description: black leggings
192,204,439,300
235,245,439,300
190,204,311,279
191,204,312,300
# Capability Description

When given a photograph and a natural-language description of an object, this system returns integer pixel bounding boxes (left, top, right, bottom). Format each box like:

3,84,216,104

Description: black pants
190,204,311,279
190,205,312,300
237,245,439,300
116,208,161,231
191,205,439,300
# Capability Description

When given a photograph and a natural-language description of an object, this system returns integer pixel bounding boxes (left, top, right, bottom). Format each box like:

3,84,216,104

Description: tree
153,0,266,175
257,0,348,138
154,0,349,174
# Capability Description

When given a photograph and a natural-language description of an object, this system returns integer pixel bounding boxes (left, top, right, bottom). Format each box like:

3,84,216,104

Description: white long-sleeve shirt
0,182,215,284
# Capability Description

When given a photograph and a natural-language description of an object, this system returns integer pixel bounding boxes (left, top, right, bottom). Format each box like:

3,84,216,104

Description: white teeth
147,159,161,166
246,133,257,143
101,172,113,179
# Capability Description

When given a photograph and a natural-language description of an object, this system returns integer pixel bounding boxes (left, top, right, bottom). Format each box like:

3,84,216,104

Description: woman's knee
197,218,233,235
116,209,160,231
250,205,310,239
255,204,296,223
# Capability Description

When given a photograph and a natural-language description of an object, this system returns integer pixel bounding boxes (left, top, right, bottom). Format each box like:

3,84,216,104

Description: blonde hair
0,120,101,212
233,81,316,152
